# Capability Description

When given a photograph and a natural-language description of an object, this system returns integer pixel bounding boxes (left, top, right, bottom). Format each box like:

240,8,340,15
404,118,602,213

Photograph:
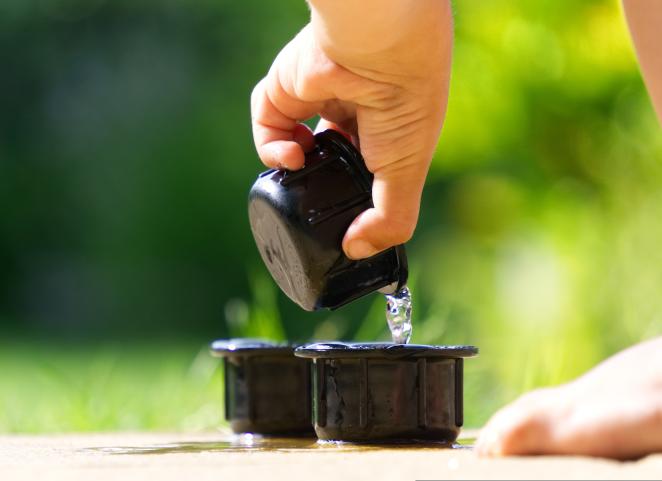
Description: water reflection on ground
86,433,475,455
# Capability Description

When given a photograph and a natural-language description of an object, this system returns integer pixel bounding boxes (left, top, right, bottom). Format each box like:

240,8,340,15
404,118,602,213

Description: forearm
307,0,452,75
623,0,662,123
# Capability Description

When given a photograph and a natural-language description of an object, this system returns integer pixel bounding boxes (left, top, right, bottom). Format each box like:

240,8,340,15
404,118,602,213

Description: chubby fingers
342,163,425,259
250,73,318,170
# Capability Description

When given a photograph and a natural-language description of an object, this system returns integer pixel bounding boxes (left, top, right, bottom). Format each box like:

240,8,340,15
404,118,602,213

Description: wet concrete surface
0,430,660,480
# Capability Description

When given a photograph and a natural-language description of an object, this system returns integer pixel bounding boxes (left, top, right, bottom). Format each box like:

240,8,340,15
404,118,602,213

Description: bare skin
624,0,662,123
476,337,662,459
251,0,662,459
250,0,452,260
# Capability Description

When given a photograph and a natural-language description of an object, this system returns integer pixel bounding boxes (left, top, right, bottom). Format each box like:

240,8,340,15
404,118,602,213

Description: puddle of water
85,433,474,455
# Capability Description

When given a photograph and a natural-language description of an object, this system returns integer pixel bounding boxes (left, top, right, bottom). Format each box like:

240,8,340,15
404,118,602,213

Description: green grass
0,340,225,433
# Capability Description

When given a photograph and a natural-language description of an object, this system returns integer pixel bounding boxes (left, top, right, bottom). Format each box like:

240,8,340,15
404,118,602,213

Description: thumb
342,164,426,259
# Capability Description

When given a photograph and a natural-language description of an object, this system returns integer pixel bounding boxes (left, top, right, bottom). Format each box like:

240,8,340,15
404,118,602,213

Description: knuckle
366,82,402,108
292,62,334,101
386,218,416,245
292,75,309,101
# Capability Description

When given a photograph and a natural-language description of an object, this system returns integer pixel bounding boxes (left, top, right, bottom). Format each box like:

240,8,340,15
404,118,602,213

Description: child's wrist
309,1,452,79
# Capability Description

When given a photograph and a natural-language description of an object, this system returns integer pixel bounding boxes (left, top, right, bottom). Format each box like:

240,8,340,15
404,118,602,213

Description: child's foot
475,337,662,459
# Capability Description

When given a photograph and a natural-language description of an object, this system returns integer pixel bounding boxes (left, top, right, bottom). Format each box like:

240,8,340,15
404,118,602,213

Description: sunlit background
1,0,660,432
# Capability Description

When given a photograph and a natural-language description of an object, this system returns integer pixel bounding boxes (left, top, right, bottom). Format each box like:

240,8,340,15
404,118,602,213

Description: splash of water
385,286,412,344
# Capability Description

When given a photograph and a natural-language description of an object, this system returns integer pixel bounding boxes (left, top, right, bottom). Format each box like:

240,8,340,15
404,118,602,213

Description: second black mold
295,342,478,442
211,339,314,436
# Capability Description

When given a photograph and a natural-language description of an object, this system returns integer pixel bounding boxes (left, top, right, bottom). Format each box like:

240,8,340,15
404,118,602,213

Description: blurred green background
1,0,660,433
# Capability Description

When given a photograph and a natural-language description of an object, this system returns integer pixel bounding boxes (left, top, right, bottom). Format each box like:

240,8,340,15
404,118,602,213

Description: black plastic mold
295,342,478,442
211,339,314,436
248,130,408,311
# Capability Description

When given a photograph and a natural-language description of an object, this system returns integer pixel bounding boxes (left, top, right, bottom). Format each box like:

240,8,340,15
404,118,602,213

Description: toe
477,387,565,456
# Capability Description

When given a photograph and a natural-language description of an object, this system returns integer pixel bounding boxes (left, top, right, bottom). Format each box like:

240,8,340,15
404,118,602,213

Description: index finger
251,69,319,170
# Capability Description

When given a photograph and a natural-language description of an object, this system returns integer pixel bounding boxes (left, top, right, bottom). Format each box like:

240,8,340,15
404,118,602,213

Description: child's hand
476,337,662,459
250,0,452,259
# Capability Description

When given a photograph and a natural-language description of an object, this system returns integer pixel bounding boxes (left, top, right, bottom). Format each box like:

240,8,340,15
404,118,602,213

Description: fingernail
346,240,378,259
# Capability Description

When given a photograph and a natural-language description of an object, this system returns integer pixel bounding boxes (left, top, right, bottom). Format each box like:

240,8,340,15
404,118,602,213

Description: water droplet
385,286,412,344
